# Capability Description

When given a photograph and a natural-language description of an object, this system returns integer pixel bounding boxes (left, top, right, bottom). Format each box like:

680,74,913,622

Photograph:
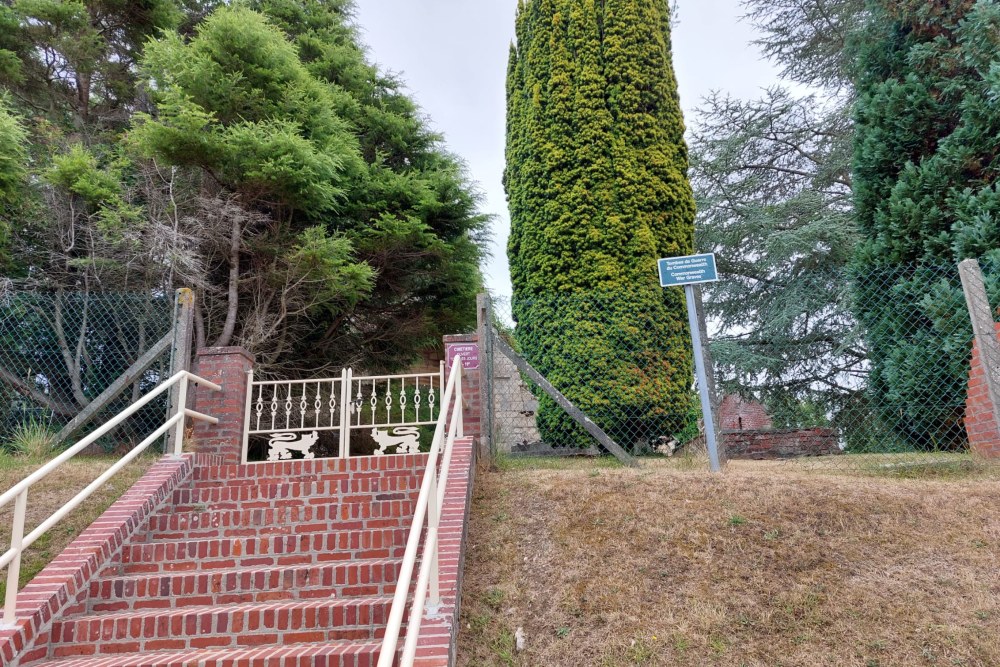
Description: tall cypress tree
505,0,695,446
851,0,1000,448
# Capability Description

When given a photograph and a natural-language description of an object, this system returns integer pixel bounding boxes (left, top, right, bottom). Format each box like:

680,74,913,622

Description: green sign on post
658,253,723,473
658,253,719,287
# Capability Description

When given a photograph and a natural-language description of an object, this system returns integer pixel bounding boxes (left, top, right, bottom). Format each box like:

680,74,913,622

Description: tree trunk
213,217,241,347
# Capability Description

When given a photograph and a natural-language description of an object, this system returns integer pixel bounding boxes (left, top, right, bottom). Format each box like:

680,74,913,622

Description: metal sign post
659,253,723,472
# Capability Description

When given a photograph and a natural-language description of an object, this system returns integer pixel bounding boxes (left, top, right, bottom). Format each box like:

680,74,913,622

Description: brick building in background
719,394,773,431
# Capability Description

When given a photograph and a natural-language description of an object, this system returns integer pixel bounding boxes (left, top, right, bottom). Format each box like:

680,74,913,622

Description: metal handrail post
377,357,461,667
438,360,445,420
172,373,188,457
241,368,254,464
2,490,27,628
456,366,464,439
427,468,441,609
0,371,219,627
342,368,353,458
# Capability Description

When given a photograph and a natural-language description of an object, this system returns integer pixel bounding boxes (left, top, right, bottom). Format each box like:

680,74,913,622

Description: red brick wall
412,436,476,666
443,334,482,446
190,347,254,465
965,323,1000,458
724,428,840,459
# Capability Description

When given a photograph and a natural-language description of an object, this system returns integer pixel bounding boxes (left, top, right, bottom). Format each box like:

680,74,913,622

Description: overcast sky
353,1,780,299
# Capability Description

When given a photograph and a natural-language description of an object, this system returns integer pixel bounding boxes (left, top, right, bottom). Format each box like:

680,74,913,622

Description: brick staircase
9,452,455,667
1,345,477,667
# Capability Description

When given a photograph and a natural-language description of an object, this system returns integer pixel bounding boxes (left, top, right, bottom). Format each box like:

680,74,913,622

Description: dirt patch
0,454,155,594
457,459,1000,666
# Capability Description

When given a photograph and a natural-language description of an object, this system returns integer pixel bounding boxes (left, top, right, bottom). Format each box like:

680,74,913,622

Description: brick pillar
965,323,1000,458
443,334,482,447
190,346,254,464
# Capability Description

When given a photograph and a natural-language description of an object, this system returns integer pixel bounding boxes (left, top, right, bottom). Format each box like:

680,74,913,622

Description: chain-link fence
0,289,175,455
484,260,1000,474
484,291,705,460
708,261,996,473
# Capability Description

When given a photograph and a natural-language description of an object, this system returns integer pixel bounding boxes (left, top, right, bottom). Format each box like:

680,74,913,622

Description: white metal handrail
0,370,221,627
378,356,464,667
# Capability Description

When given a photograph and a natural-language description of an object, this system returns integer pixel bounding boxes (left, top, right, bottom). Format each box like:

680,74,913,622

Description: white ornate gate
241,363,446,463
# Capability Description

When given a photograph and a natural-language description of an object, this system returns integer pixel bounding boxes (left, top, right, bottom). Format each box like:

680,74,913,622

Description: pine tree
0,98,28,264
505,0,695,446
690,0,862,424
0,1,488,374
851,0,1000,448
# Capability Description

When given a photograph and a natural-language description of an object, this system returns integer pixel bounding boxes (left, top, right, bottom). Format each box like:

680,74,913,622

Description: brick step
137,500,417,540
168,488,420,513
170,475,421,508
171,491,418,514
87,559,403,613
35,641,386,667
107,528,409,575
48,597,393,658
185,467,423,493
190,454,427,483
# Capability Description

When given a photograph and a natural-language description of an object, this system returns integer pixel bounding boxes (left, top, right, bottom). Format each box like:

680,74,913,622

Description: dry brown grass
0,454,155,596
457,458,1000,667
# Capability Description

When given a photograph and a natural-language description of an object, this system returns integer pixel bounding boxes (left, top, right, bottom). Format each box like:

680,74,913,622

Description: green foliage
690,0,863,416
692,89,860,410
135,6,360,215
743,0,864,91
0,98,27,202
286,225,374,309
850,0,1000,448
506,0,695,446
46,144,120,206
0,98,27,260
0,0,182,129
0,0,486,380
252,0,489,369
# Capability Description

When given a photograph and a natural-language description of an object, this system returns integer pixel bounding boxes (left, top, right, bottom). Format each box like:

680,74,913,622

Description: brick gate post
190,347,255,464
443,334,482,451
960,259,1000,459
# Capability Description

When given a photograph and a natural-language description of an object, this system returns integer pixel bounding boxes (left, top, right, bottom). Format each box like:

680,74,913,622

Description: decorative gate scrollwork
242,364,445,463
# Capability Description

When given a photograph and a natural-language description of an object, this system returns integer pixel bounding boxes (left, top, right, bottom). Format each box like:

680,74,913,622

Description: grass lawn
457,457,1000,667
0,454,155,599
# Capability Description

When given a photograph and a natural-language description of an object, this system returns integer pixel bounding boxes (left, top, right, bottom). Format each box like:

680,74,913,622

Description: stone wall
489,348,541,453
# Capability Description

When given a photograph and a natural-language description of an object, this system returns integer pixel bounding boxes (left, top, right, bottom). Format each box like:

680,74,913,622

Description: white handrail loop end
183,371,222,392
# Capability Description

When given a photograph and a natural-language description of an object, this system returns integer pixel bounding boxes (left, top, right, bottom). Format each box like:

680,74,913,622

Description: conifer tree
505,0,695,446
690,0,862,424
0,1,488,374
851,0,1000,448
0,98,27,264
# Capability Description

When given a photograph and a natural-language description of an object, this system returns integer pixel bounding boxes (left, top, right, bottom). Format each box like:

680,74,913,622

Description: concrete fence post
476,293,492,461
165,288,194,454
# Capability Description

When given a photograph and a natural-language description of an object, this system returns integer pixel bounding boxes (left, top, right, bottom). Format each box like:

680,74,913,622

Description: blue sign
658,253,719,287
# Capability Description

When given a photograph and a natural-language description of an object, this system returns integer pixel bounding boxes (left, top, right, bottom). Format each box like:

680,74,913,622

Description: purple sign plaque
446,343,480,370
